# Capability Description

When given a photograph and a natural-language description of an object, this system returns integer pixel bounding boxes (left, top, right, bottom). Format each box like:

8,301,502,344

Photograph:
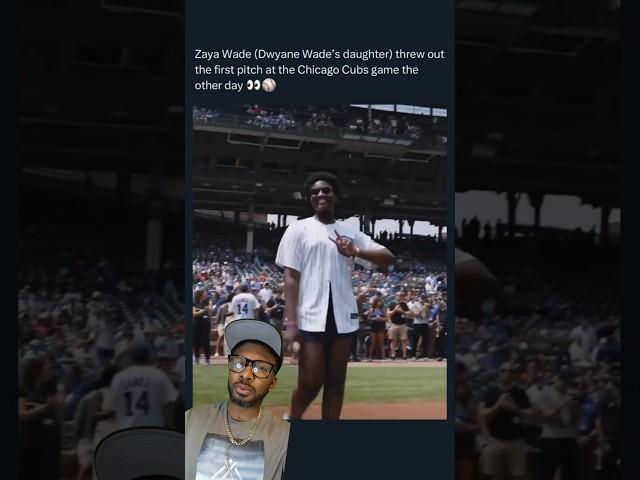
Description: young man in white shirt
408,295,430,359
276,172,395,419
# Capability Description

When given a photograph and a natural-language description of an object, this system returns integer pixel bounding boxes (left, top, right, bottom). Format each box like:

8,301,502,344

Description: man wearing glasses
186,319,290,480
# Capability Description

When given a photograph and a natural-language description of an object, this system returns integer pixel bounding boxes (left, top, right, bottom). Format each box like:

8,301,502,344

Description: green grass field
193,364,446,407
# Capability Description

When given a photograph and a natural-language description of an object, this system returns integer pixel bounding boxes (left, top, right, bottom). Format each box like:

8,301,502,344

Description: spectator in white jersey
109,339,179,430
258,282,274,304
276,172,395,419
231,282,261,321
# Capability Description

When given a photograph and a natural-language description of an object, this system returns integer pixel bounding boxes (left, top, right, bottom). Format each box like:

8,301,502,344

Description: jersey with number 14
231,293,260,320
110,365,178,429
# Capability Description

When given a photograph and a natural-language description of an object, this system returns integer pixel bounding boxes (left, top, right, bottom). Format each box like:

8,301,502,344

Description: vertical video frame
190,104,449,421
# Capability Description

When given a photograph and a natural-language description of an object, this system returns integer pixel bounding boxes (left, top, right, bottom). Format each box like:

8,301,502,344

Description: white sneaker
214,353,220,357
282,412,290,420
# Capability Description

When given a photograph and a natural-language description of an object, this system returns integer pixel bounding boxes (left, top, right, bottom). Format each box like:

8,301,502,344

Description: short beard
227,382,268,408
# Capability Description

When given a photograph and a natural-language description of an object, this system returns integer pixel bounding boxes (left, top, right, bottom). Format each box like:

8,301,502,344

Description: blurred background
454,2,622,480
191,104,449,419
16,0,630,479
18,2,185,479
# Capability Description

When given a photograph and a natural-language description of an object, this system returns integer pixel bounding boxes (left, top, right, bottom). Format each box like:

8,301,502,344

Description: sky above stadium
269,192,621,237
456,191,621,234
266,215,441,237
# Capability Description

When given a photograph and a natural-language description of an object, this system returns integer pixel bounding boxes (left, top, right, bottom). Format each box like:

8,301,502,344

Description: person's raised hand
329,231,358,257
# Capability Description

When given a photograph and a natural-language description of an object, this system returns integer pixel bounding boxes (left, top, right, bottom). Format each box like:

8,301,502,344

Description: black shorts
300,291,355,345
369,319,386,333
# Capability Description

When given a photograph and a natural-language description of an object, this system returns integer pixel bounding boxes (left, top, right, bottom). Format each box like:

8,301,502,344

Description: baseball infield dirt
268,401,446,420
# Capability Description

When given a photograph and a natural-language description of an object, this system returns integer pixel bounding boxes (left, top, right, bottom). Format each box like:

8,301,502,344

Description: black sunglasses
228,354,275,379
309,186,333,195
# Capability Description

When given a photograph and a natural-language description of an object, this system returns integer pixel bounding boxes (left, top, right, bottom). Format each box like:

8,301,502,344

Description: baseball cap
94,427,184,480
225,319,284,372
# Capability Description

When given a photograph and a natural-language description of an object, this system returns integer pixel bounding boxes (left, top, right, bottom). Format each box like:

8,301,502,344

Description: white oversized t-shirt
231,292,260,320
110,365,179,429
276,216,384,333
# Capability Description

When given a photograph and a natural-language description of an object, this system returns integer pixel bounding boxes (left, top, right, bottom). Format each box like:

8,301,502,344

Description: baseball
262,78,276,92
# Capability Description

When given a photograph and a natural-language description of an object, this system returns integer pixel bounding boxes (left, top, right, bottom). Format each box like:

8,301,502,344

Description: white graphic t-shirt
186,402,290,480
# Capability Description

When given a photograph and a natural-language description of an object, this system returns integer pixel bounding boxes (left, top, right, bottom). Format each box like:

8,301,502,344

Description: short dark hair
304,172,341,196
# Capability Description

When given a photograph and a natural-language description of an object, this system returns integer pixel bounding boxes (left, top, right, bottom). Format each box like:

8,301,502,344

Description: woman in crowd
366,296,388,360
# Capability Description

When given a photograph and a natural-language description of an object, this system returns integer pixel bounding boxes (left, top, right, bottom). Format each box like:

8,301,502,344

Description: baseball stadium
191,104,449,419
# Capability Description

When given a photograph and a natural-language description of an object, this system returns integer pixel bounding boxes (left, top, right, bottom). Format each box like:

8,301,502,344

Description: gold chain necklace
224,403,263,446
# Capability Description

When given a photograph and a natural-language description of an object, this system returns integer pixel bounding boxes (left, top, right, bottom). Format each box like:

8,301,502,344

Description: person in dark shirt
387,291,410,360
265,288,286,332
479,362,535,480
193,289,212,364
18,357,63,480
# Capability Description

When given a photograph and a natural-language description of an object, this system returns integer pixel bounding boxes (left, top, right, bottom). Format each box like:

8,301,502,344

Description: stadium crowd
192,105,450,144
18,216,185,480
455,222,621,480
192,106,220,123
192,222,448,364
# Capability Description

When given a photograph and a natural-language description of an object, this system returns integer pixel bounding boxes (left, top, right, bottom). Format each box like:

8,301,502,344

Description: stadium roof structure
191,115,448,226
18,0,621,215
455,0,621,210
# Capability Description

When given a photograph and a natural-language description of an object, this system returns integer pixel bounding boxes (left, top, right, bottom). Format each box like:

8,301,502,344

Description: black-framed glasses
309,186,333,196
228,355,275,379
